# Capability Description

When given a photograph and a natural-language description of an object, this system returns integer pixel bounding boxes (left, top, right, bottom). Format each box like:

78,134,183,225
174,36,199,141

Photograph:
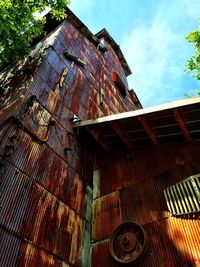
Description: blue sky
69,0,200,107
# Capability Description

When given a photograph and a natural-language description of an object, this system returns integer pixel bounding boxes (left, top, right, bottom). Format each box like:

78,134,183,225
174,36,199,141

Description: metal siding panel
16,243,73,267
0,128,87,218
0,162,85,266
92,191,122,242
100,160,123,196
0,228,22,267
92,241,117,267
120,178,170,225
0,163,32,234
91,218,200,267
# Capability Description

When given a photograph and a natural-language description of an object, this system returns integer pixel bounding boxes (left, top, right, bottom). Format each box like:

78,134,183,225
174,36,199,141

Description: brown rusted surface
92,218,200,267
92,241,117,267
109,222,147,264
0,162,85,266
2,5,199,267
92,191,122,242
92,142,200,266
17,242,72,267
0,228,22,267
0,127,87,218
0,7,138,266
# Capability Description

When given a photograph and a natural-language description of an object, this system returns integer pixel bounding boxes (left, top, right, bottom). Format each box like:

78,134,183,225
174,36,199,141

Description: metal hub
119,232,137,252
109,222,147,264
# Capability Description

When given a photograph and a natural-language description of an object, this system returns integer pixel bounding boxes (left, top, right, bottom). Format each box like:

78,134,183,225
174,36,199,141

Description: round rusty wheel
109,222,147,264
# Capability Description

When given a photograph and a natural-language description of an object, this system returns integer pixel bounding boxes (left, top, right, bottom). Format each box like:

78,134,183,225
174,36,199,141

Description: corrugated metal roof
74,97,200,150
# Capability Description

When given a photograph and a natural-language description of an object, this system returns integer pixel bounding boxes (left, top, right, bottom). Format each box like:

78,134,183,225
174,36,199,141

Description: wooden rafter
110,121,132,149
173,109,192,141
138,116,159,145
86,126,110,151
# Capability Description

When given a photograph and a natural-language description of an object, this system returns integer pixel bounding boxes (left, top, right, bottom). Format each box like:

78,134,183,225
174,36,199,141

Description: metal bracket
64,51,86,67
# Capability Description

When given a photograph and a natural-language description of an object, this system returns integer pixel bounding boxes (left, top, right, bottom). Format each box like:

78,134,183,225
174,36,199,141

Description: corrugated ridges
0,228,22,267
1,162,85,266
1,127,87,219
92,191,122,242
91,218,200,267
164,174,200,215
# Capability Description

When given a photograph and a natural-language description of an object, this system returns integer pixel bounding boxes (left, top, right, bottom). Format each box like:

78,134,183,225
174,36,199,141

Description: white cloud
122,0,200,107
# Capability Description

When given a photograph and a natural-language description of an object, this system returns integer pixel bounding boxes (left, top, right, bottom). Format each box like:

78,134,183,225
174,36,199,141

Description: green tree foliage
185,20,200,95
0,0,70,71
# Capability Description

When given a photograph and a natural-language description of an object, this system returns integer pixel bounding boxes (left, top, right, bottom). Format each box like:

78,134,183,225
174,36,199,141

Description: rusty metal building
0,7,199,267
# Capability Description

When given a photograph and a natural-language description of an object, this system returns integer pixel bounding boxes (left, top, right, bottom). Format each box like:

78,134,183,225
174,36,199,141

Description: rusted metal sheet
92,240,116,267
0,120,15,148
0,6,141,267
0,127,87,218
0,228,22,267
92,191,122,242
0,228,72,267
97,142,200,197
92,218,200,267
92,141,200,266
99,158,123,196
0,163,33,235
138,218,200,267
17,243,72,267
109,222,148,264
120,179,170,225
1,162,85,266
0,53,43,111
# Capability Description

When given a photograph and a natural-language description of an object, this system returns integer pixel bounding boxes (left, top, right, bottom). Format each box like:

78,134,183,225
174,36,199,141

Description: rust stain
17,243,71,267
2,6,199,267
92,191,122,242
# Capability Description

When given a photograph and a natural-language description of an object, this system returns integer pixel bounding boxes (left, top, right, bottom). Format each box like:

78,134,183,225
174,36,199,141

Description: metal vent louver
164,174,200,215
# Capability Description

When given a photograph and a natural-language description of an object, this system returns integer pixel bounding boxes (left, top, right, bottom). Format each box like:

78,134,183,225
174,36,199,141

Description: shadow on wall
92,214,200,267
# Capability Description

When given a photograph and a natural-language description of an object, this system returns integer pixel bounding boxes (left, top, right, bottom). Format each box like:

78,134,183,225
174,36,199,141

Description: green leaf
0,0,70,71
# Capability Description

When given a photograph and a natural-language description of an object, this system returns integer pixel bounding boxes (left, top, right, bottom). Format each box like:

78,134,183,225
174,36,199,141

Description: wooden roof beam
173,109,192,141
138,116,159,145
86,126,111,151
110,121,132,149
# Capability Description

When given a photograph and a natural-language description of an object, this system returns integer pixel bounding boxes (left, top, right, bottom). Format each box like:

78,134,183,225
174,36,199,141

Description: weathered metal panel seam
93,159,200,202
48,44,129,116
3,158,91,224
0,224,78,267
10,116,92,187
91,237,110,246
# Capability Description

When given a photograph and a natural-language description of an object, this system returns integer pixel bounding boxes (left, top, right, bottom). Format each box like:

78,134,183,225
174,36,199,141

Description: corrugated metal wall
92,142,200,266
0,16,136,267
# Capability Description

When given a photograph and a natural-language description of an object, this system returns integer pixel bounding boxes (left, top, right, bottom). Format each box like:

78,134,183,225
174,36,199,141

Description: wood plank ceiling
74,97,200,150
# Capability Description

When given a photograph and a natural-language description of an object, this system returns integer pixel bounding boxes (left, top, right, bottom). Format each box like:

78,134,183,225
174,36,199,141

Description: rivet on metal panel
109,222,148,264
